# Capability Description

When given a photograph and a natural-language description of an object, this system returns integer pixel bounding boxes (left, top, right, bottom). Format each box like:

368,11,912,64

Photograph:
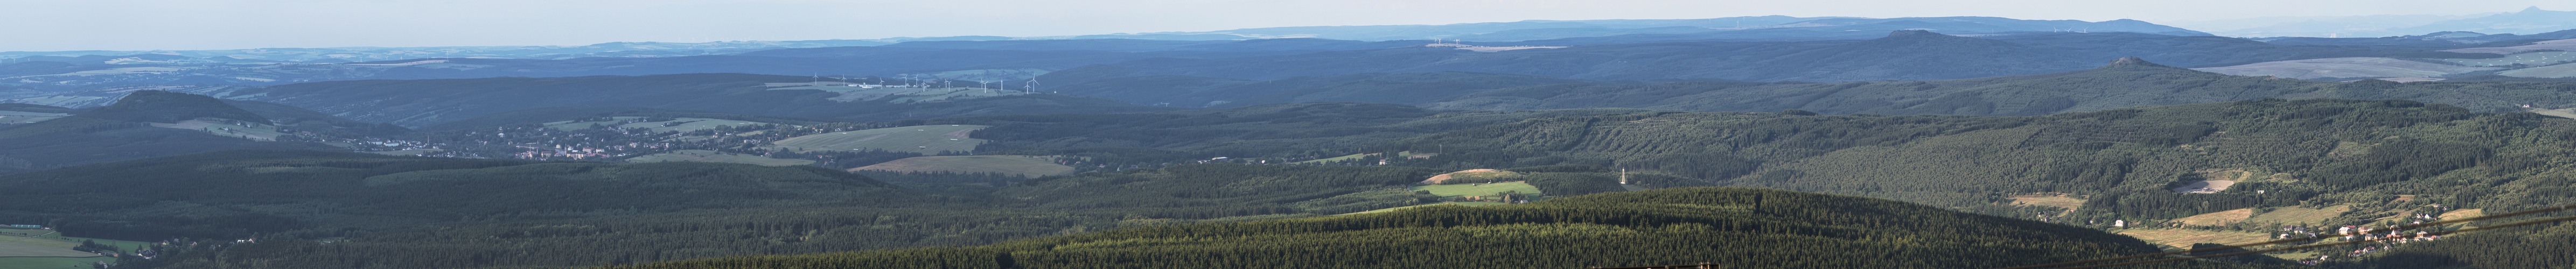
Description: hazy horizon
2,0,2570,52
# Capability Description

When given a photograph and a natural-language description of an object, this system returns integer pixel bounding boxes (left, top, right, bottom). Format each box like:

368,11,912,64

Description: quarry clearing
774,125,988,154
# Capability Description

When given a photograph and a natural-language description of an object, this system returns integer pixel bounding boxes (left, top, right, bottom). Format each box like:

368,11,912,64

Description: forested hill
0,150,918,247
74,90,268,124
607,187,2273,269
1425,57,2576,115
0,91,344,174
1376,98,2575,235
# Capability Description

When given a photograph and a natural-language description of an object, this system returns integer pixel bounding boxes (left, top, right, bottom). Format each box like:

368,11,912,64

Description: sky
2,0,2570,52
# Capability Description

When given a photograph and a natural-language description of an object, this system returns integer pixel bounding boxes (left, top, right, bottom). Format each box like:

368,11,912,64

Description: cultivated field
2192,57,2501,79
0,241,92,258
2118,229,2273,249
2441,51,2576,67
849,155,1074,178
626,150,814,166
2173,208,2257,226
0,256,116,269
774,125,989,154
1412,181,1542,197
2442,39,2576,54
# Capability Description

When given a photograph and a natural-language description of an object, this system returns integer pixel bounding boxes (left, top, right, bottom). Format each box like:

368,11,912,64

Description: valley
9,5,2576,269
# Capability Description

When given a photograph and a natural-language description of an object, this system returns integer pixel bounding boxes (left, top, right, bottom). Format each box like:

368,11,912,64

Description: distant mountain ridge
226,73,1184,128
1037,30,2494,88
1421,57,2576,115
2176,7,2576,38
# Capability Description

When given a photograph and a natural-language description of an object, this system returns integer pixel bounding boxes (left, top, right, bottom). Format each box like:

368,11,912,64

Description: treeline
8,152,1481,268
603,188,2287,269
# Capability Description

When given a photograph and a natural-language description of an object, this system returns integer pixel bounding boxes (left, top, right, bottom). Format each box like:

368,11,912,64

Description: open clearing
2174,208,2257,226
849,155,1074,178
1412,182,1541,197
774,125,988,154
2244,204,2350,225
1340,202,1507,215
627,150,814,166
2170,180,2235,193
1422,169,1519,184
0,113,60,124
2009,195,2085,209
2119,229,2273,249
2192,57,2501,79
0,241,92,258
2535,108,2576,118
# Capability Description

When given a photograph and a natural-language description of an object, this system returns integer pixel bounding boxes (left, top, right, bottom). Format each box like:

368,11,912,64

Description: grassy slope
772,125,987,154
847,155,1073,177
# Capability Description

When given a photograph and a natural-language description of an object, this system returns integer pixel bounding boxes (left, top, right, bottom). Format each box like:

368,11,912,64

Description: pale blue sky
1,0,2568,52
